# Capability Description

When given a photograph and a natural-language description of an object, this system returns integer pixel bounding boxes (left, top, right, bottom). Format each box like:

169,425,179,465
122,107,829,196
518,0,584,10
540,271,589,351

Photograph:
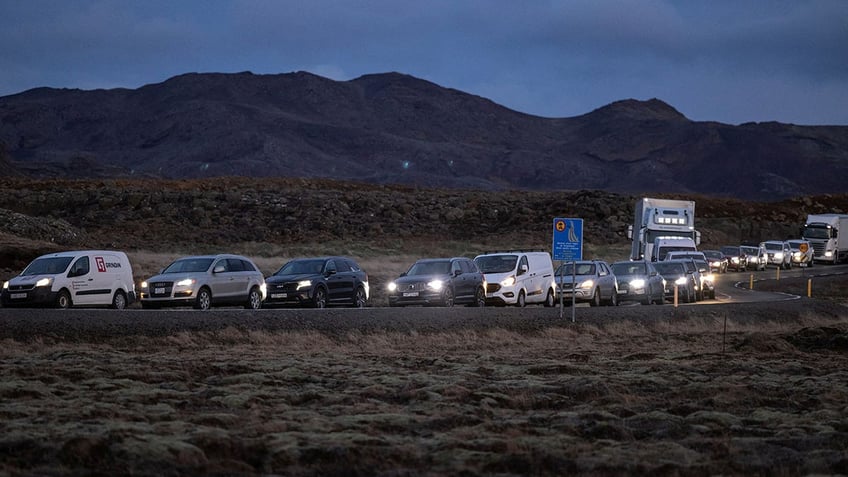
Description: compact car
610,260,665,305
653,260,698,303
554,260,618,306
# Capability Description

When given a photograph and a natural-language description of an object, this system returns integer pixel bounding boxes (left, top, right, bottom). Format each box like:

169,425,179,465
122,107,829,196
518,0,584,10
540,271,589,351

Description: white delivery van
473,251,556,307
1,250,136,309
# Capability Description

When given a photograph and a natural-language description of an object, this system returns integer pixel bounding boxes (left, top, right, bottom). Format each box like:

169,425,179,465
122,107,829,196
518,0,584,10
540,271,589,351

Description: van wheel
589,288,601,307
543,289,555,307
111,290,127,310
245,286,262,310
516,290,526,308
352,286,367,308
56,289,72,309
194,287,212,310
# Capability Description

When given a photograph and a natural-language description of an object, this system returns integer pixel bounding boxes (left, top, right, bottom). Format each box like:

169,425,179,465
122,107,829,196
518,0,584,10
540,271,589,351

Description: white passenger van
1,250,136,309
473,251,556,307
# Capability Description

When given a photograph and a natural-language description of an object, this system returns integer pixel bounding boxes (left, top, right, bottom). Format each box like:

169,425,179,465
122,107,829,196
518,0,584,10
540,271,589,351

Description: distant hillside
1,71,847,200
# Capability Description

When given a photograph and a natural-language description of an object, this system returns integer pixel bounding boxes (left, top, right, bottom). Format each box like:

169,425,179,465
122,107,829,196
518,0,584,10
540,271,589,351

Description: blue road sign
552,218,583,261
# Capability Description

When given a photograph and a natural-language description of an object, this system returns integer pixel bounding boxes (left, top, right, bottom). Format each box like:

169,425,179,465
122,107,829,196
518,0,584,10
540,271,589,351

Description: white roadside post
552,218,583,323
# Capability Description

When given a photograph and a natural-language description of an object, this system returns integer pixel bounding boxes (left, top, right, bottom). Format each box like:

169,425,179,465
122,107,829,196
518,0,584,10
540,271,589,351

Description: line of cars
0,239,817,310
699,239,814,274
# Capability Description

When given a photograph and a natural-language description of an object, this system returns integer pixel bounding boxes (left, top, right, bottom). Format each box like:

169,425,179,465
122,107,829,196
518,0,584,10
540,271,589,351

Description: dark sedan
264,257,369,308
387,257,486,307
720,246,748,272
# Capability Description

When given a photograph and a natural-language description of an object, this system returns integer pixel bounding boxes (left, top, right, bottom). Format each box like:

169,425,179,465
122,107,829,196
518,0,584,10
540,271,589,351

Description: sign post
552,218,583,322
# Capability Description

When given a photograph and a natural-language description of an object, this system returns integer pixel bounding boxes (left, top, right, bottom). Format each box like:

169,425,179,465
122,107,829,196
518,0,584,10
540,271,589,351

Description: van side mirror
518,264,528,275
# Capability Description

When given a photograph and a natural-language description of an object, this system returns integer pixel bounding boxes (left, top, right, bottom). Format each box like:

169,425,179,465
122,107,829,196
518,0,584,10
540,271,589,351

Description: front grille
149,281,174,298
811,242,826,256
270,282,299,292
8,284,35,292
487,284,501,293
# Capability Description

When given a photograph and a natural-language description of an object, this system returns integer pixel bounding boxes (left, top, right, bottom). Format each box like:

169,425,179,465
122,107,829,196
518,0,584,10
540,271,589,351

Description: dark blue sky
2,0,846,125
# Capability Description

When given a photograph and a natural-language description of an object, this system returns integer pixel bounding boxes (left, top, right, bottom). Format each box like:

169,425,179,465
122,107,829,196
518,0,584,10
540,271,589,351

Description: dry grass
2,313,847,475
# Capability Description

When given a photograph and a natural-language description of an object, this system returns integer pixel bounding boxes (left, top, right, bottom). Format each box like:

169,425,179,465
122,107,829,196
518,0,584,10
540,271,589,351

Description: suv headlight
2,281,8,290
427,280,443,291
36,278,52,288
176,278,196,287
578,279,594,289
675,277,688,286
387,282,397,292
296,280,312,290
629,279,645,288
774,252,783,260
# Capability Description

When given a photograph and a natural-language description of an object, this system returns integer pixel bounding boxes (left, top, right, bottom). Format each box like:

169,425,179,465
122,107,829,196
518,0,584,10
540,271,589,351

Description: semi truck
802,214,848,264
628,198,701,262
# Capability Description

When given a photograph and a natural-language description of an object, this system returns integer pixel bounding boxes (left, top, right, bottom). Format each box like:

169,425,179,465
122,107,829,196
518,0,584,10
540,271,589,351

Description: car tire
111,290,127,310
442,287,454,307
470,287,485,307
352,286,367,308
56,289,72,309
589,288,601,307
312,287,327,309
245,286,262,310
516,290,526,308
543,289,555,307
194,287,212,310
642,286,652,305
710,289,716,300
607,289,618,306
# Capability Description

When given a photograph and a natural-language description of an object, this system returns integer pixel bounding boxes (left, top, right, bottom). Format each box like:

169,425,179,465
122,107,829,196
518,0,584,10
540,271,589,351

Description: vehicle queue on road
0,239,821,310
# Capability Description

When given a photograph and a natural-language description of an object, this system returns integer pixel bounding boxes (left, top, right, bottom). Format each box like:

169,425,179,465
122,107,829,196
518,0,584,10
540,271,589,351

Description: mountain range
1,71,846,200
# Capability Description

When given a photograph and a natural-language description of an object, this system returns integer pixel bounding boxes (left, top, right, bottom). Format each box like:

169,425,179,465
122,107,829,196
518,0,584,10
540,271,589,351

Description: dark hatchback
264,257,369,308
387,257,486,307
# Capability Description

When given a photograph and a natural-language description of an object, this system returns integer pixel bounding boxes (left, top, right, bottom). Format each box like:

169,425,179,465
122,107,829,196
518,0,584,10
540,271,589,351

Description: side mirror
213,265,226,274
649,271,657,277
453,270,462,277
325,269,337,276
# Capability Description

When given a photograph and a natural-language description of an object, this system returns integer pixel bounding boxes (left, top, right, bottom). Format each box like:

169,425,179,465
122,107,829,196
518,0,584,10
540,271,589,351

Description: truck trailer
628,198,701,262
802,214,848,264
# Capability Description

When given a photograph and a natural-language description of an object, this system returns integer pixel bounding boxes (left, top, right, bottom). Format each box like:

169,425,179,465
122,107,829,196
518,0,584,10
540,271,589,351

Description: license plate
271,293,287,299
403,291,419,297
10,293,26,299
154,287,165,294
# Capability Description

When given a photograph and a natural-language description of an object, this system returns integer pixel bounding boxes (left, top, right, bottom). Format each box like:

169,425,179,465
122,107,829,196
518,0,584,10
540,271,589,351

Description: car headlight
2,281,8,290
629,279,645,288
296,280,312,290
500,276,515,287
774,252,783,260
675,277,688,286
140,281,148,289
176,278,196,287
703,274,715,283
387,282,397,292
578,279,594,289
36,278,52,288
427,280,443,291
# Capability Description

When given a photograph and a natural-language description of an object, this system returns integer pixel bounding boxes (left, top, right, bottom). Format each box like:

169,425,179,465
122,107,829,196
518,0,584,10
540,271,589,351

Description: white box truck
628,198,701,262
802,214,848,264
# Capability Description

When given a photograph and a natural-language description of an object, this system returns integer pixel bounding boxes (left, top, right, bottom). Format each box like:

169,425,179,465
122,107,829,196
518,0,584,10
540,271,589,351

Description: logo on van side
95,256,122,272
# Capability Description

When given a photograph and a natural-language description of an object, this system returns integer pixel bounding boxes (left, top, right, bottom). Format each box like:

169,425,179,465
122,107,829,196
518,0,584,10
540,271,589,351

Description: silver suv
140,254,266,310
762,241,792,269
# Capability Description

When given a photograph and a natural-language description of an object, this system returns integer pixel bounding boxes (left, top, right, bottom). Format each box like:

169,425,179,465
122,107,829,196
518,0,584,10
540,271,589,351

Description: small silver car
140,254,266,310
554,260,618,306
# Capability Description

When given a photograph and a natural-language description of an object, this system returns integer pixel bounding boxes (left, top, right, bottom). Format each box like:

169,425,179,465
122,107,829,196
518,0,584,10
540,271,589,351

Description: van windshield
162,258,214,273
474,255,518,274
21,257,74,276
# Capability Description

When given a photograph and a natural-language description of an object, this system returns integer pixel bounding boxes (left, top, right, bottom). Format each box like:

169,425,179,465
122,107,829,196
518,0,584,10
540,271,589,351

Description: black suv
264,257,369,308
387,257,486,307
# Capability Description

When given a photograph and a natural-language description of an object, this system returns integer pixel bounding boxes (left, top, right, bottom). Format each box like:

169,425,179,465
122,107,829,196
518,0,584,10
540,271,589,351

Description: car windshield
703,251,721,259
695,260,710,271
654,262,684,275
657,246,696,260
21,257,74,276
474,255,517,274
407,261,451,276
556,263,596,276
721,247,740,256
162,258,214,273
611,262,646,276
764,243,782,251
741,246,759,255
787,242,805,251
275,259,325,275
